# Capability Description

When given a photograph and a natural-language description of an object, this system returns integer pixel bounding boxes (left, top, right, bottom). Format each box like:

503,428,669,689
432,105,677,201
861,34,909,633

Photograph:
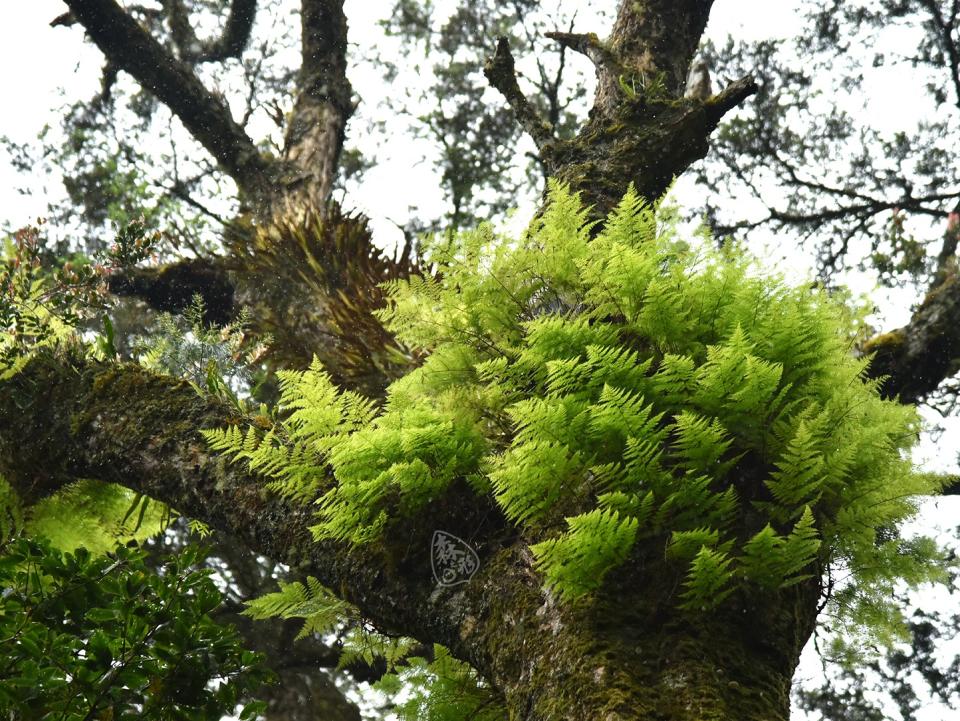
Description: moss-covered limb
543,83,755,221
0,352,822,720
106,257,236,326
0,352,290,535
863,270,960,496
450,541,819,721
0,352,505,665
866,270,960,405
0,353,445,650
483,38,556,151
484,1,756,218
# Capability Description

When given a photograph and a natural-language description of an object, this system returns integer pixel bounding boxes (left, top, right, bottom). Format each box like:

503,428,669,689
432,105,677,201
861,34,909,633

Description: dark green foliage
0,538,272,720
135,294,263,405
1,218,159,376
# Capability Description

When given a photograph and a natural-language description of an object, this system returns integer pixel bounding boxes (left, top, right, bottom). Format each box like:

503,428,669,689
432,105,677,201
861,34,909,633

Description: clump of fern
135,294,268,404
206,182,945,642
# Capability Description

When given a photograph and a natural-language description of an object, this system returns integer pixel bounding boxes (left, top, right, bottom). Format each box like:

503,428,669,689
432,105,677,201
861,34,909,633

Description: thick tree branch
594,0,714,112
485,0,750,219
0,353,815,720
63,0,279,211
275,0,354,216
0,352,511,701
106,257,236,326
0,353,484,635
483,38,555,150
865,268,960,405
163,0,258,64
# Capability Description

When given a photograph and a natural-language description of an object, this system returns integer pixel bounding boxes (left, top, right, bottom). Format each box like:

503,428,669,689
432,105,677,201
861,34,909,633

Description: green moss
863,329,906,354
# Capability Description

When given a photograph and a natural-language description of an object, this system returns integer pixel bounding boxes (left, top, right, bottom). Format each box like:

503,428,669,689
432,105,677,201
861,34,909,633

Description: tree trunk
0,353,818,721
452,547,817,721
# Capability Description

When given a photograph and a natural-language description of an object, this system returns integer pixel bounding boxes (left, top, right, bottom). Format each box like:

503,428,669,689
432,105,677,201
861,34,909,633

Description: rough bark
864,268,960,405
275,0,354,219
1,352,817,721
485,0,755,221
594,0,713,112
13,0,955,716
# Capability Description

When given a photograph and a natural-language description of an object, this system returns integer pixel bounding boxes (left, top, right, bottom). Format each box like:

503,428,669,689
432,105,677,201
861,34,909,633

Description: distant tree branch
63,0,279,211
163,0,258,64
483,37,556,151
705,74,760,122
544,31,621,75
919,0,960,110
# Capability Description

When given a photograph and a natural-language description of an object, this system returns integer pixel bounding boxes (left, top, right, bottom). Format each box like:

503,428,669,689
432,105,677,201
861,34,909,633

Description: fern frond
670,411,733,476
666,527,721,560
680,545,735,611
243,576,353,642
531,509,639,601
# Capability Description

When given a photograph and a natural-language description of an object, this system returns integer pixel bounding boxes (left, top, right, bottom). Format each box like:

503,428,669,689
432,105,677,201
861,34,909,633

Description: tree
1,1,957,719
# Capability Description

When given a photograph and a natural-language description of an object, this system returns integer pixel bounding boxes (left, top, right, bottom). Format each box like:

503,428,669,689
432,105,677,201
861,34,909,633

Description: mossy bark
543,0,757,219
451,542,816,721
866,269,960,404
19,2,833,716
0,352,819,721
544,85,755,222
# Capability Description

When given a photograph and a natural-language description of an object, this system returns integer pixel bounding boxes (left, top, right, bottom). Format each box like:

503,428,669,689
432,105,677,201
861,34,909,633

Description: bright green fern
206,182,945,643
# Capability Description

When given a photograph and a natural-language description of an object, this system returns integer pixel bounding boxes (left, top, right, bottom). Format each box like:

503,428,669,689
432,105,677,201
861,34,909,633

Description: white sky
1,3,959,720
